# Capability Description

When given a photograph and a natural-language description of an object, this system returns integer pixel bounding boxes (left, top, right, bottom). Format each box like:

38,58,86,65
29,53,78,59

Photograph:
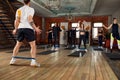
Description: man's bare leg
10,41,22,64
12,41,23,56
29,41,40,67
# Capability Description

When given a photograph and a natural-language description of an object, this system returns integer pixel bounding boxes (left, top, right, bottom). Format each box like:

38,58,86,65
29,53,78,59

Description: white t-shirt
16,5,34,29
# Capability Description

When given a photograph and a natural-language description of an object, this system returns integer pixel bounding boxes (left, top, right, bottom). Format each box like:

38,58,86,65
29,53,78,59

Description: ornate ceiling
18,0,120,17
33,0,97,16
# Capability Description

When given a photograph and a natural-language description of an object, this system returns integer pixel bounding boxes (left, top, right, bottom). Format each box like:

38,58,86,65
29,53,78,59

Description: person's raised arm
103,24,112,30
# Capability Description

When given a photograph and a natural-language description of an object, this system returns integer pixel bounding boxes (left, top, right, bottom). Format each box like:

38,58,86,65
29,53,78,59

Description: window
72,23,79,27
94,22,103,28
92,28,98,39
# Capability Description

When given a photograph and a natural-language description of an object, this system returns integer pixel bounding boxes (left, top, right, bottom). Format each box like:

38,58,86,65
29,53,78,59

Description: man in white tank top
10,0,41,67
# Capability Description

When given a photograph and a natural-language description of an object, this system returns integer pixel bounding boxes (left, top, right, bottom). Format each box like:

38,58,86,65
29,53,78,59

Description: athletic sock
12,56,16,60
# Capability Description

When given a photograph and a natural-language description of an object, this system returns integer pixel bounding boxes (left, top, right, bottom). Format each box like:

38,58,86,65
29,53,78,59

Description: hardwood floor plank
97,51,110,80
94,51,104,80
89,52,96,80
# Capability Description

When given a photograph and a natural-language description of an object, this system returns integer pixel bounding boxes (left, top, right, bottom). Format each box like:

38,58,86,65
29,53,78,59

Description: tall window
92,28,98,39
92,22,103,39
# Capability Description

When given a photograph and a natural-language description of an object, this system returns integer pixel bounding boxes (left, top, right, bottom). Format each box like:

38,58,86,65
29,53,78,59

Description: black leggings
48,39,52,44
53,36,59,47
98,36,103,46
68,36,76,46
79,35,86,48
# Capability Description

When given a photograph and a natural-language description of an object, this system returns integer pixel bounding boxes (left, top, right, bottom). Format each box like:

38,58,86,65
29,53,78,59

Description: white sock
11,57,16,60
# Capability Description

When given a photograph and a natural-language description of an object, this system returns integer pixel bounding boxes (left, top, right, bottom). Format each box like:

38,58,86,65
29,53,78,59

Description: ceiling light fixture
65,6,75,21
47,0,60,10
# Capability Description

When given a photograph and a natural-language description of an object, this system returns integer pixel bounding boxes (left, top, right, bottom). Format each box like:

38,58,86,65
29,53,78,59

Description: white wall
112,9,120,23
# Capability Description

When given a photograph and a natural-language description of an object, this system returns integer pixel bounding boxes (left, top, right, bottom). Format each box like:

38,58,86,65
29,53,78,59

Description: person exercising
103,18,120,52
67,28,76,47
47,27,53,47
78,21,87,51
98,28,104,48
70,28,76,47
9,0,41,67
52,23,61,50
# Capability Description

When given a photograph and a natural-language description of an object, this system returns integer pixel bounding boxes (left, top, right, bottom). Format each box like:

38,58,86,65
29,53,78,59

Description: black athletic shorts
17,28,35,42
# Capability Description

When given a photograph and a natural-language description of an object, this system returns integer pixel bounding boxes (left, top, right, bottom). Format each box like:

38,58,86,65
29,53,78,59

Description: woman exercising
78,21,87,51
98,28,104,48
103,18,120,52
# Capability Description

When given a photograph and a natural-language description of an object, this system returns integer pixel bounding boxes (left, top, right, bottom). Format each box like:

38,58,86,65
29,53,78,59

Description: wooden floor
0,47,118,80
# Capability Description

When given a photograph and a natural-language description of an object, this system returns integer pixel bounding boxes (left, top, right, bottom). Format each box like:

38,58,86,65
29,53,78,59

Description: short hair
24,0,30,4
113,18,117,21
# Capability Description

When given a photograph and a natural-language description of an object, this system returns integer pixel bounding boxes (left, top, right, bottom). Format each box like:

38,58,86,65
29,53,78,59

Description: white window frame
92,22,103,39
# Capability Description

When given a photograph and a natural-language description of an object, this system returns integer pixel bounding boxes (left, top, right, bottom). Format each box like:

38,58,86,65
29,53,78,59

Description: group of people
67,21,90,50
47,20,90,51
9,0,120,67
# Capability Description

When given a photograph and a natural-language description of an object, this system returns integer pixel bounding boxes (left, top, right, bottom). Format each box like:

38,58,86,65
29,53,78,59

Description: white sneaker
30,61,40,67
98,46,101,48
76,48,80,51
9,58,16,65
51,46,55,51
85,49,87,52
100,46,103,49
55,48,59,51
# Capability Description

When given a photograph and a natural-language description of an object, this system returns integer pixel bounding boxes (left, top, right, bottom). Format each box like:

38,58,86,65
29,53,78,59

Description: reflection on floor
0,47,118,80
102,49,120,80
